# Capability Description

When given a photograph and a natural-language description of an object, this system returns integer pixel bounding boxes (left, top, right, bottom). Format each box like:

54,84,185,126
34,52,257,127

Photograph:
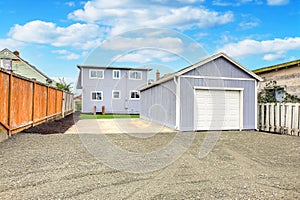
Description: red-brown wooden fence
0,69,74,136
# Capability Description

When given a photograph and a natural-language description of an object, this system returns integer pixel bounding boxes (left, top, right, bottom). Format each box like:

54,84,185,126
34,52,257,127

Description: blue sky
0,0,299,86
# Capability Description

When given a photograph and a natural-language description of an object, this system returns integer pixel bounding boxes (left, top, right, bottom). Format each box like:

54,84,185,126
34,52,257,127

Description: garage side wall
140,79,176,129
180,57,256,131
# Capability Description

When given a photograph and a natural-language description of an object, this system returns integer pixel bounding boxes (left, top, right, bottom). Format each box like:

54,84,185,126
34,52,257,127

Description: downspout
174,76,180,131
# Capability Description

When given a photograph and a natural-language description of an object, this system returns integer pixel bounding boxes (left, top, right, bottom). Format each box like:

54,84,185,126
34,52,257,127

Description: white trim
91,91,103,101
193,88,197,132
175,76,181,130
81,69,84,88
194,87,244,131
255,80,258,130
181,75,255,81
112,90,121,99
240,90,244,131
129,90,140,100
112,70,121,79
89,69,104,79
129,71,142,80
194,86,244,91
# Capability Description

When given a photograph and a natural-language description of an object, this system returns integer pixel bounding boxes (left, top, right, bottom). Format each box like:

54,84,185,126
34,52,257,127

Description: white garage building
140,53,262,131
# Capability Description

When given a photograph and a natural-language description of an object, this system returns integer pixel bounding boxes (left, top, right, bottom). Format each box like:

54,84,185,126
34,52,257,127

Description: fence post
62,92,65,118
31,79,36,126
286,104,292,135
258,104,261,129
279,104,283,133
266,103,270,131
261,104,265,131
270,103,275,132
294,103,299,136
275,103,280,132
46,86,49,120
7,72,13,137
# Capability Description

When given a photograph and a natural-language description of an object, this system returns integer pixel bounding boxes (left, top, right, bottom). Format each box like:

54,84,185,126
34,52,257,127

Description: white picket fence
258,103,300,136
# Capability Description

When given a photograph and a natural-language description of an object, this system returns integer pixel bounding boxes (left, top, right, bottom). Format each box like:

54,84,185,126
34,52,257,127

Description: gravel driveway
0,131,299,199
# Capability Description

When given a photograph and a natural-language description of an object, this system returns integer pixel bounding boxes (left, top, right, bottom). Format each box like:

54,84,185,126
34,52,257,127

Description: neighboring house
0,48,56,87
253,59,300,100
76,65,151,114
140,52,262,131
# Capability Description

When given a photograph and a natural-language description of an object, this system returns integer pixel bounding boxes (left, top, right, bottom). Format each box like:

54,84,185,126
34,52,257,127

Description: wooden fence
258,103,300,136
0,69,74,136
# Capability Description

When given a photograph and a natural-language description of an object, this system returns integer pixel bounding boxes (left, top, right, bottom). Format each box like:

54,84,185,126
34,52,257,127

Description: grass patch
80,113,140,119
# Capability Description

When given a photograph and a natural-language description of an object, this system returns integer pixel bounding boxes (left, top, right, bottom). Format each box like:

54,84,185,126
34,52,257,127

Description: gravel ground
0,131,299,199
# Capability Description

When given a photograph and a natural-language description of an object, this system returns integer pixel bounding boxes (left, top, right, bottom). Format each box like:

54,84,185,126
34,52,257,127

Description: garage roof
140,52,262,91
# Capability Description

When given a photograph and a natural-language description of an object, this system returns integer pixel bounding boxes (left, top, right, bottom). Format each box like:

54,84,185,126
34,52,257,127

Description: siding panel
140,79,176,128
184,57,253,79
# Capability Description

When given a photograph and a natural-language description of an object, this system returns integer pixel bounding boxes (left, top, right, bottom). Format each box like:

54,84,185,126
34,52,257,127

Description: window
90,70,104,79
129,71,142,80
113,70,121,79
130,90,140,100
112,90,121,99
91,91,103,101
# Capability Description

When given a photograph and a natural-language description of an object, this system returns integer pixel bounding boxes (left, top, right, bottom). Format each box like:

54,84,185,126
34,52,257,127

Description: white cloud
9,20,105,50
176,0,205,3
218,37,300,59
212,0,262,6
65,1,75,7
101,36,184,54
112,49,180,63
263,52,285,61
267,0,289,6
0,38,24,50
238,18,260,30
52,49,81,60
68,0,234,35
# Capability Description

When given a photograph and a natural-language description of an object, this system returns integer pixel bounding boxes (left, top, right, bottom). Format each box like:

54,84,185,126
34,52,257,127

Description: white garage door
194,89,241,130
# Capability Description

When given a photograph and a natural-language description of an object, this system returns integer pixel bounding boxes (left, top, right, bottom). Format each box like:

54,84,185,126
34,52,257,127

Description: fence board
34,83,48,122
258,103,300,136
294,104,299,136
270,103,275,132
11,76,33,129
0,72,9,128
56,90,63,113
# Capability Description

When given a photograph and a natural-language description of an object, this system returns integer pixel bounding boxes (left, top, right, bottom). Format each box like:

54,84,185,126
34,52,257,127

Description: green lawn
80,114,140,119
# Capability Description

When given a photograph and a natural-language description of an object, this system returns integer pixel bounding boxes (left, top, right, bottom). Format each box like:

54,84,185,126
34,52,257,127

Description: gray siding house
77,65,151,114
140,53,262,131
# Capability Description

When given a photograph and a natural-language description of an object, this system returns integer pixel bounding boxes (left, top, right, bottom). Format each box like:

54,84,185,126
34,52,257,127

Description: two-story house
76,65,151,114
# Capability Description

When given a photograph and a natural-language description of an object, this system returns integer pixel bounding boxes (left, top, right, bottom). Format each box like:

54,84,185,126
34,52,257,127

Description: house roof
77,65,152,71
140,52,262,91
0,48,56,86
253,59,300,74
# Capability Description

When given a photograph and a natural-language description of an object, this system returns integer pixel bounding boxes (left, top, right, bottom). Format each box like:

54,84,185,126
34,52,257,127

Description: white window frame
129,71,142,80
112,70,121,79
89,69,104,79
91,91,103,101
112,90,121,99
129,90,140,100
